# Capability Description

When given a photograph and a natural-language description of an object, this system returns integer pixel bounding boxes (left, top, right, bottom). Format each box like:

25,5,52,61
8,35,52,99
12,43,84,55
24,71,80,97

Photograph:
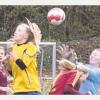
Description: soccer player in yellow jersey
7,19,42,95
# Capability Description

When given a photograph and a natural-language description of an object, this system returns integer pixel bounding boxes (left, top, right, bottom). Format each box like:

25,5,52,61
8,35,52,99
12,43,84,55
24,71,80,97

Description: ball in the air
47,8,66,25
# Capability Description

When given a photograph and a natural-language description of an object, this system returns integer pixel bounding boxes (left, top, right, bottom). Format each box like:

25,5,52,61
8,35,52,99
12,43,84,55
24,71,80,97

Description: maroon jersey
49,69,88,95
0,67,7,94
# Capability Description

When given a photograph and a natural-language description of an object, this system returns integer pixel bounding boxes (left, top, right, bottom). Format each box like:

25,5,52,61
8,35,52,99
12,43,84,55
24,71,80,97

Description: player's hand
9,51,18,61
56,44,77,62
56,44,70,59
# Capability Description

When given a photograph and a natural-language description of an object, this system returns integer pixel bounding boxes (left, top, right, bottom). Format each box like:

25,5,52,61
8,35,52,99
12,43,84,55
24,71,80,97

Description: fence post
52,43,56,80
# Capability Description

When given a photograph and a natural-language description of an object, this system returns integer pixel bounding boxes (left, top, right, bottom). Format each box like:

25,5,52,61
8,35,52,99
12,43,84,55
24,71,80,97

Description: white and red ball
47,8,66,25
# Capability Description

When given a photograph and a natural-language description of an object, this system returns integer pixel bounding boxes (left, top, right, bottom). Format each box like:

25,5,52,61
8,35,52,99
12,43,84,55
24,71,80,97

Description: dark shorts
14,91,42,95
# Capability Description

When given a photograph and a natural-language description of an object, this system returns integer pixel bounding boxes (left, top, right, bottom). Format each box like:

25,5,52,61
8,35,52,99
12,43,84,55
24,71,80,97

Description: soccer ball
47,8,66,26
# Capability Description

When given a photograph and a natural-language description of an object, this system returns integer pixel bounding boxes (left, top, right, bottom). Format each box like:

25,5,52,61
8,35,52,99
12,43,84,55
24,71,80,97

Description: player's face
89,50,100,66
0,49,5,62
13,25,29,42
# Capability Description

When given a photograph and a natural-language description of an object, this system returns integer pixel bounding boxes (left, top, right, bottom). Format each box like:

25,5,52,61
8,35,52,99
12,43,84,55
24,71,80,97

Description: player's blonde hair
57,58,88,73
57,58,76,70
25,18,42,52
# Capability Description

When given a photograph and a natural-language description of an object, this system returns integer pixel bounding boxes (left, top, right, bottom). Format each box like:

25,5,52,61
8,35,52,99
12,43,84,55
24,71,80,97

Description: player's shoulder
25,42,38,56
27,42,37,50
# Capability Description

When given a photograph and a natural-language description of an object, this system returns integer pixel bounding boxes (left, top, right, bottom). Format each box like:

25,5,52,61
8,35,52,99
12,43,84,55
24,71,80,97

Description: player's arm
64,84,91,95
9,44,37,70
79,80,97,95
87,68,100,82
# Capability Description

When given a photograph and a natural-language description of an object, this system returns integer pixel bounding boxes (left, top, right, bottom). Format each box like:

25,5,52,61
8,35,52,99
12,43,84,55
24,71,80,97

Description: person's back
49,69,80,94
49,59,90,95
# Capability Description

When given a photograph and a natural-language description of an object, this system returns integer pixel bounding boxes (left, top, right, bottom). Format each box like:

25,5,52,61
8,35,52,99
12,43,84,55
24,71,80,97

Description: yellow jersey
9,42,41,93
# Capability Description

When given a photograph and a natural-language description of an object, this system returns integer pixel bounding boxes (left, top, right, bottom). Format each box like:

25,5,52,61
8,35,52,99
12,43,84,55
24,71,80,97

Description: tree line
0,6,100,42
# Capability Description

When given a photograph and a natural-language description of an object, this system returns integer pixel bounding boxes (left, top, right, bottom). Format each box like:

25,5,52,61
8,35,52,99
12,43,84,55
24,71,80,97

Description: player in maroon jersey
49,59,91,95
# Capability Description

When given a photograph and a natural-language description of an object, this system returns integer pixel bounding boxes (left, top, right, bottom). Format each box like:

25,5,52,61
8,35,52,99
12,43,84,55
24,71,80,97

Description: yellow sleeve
22,44,38,67
25,44,37,57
